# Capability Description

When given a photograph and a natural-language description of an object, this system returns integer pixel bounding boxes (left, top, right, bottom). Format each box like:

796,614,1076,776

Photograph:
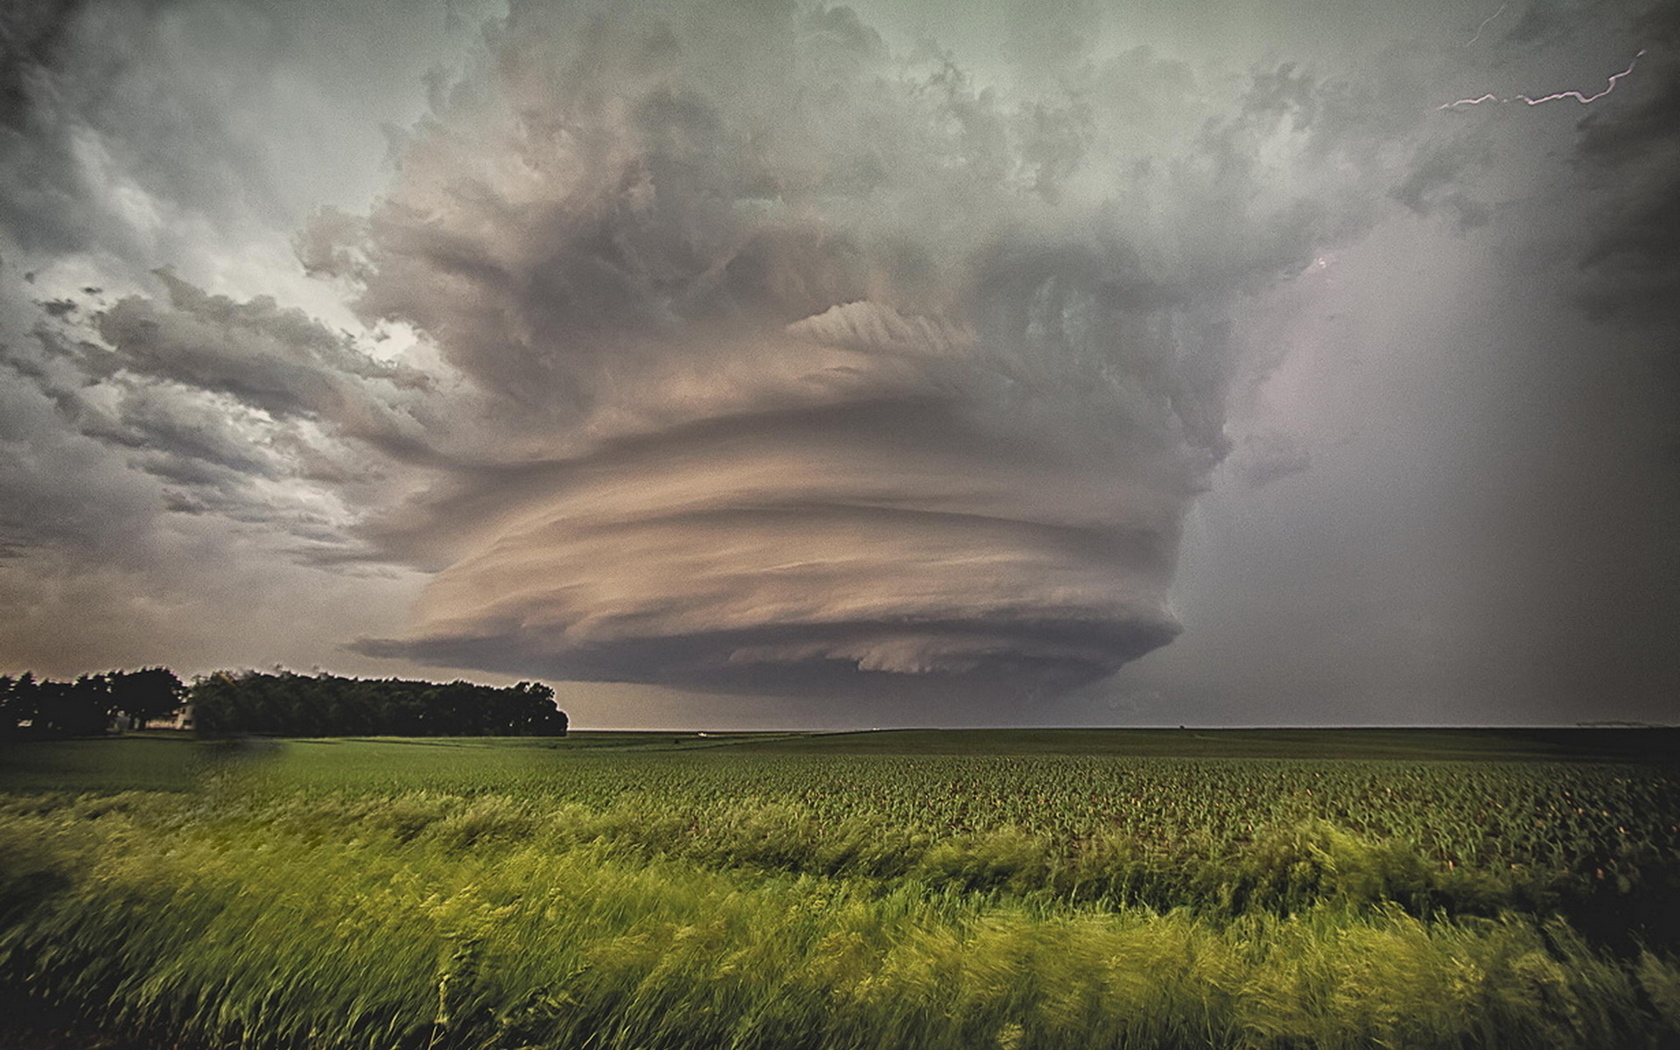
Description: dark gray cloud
1571,5,1680,321
329,0,1461,695
0,264,455,570
95,271,437,448
1391,136,1495,229
0,0,281,265
1227,430,1313,489
1501,0,1573,48
0,357,160,558
1,0,1673,725
0,0,101,128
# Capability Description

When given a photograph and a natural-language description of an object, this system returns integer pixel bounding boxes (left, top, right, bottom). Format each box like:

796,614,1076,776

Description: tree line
190,670,567,737
0,668,185,737
1,668,567,738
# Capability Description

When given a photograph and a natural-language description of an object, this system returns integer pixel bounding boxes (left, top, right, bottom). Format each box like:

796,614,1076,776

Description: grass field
2,730,1678,1049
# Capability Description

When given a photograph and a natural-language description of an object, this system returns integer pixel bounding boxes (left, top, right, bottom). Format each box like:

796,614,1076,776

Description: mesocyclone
365,297,1228,693
341,0,1281,695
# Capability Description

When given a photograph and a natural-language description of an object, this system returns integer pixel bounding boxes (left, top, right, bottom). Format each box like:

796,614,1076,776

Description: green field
2,730,1678,1049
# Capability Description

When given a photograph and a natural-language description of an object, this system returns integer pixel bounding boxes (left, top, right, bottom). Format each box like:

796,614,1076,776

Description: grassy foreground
2,730,1678,1049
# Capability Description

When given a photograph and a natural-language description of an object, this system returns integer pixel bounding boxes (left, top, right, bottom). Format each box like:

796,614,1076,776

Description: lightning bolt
1464,2,1508,47
1439,49,1648,109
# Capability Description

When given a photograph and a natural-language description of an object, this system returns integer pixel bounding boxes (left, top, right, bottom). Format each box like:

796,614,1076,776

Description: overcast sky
1,0,1675,728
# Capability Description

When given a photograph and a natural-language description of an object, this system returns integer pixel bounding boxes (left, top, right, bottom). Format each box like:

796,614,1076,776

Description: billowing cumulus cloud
1,268,448,566
316,0,1438,692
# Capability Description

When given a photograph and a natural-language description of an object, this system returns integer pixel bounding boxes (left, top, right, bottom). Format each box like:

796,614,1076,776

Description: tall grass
3,786,1678,1049
161,764,1680,939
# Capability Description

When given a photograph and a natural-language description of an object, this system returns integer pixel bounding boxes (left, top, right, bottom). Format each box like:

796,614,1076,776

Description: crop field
2,730,1678,1049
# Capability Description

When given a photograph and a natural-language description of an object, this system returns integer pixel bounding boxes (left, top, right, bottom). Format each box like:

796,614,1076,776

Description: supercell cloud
333,0,1398,692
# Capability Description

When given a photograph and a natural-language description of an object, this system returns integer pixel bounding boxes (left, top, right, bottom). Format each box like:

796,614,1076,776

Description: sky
1,0,1676,729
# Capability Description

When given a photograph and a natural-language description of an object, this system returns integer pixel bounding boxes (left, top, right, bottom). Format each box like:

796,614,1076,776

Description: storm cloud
3,0,1675,724
314,0,1441,693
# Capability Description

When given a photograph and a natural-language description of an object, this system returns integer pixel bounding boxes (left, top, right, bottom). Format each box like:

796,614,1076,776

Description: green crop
1,733,1676,1049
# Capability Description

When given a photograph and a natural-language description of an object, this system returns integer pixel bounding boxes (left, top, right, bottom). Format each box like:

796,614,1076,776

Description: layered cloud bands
336,0,1390,692
363,298,1216,689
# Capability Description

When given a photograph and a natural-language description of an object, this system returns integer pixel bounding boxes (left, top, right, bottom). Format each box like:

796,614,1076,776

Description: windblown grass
1,735,1677,1049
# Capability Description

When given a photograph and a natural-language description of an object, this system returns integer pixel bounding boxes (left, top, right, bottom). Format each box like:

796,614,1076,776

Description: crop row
210,746,1680,883
3,787,1679,1050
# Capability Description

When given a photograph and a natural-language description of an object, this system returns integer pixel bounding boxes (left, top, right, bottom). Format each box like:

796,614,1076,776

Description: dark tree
31,675,113,737
0,673,38,736
186,670,569,737
109,667,185,727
